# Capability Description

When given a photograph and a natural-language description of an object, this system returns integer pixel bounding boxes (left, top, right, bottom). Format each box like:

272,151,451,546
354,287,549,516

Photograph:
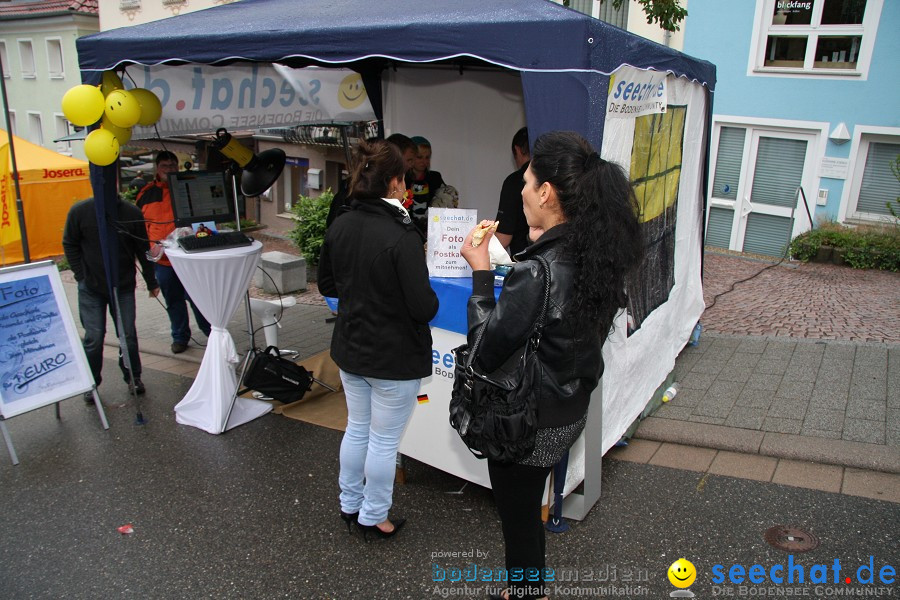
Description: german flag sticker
417,394,429,404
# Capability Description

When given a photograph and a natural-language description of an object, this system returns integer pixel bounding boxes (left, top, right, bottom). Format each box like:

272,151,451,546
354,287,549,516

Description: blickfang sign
124,65,378,139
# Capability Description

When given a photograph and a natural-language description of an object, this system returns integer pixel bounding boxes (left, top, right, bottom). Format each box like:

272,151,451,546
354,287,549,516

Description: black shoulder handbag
448,255,551,463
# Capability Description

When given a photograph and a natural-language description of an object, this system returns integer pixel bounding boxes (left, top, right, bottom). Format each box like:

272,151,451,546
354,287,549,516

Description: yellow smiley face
338,73,366,109
668,558,697,588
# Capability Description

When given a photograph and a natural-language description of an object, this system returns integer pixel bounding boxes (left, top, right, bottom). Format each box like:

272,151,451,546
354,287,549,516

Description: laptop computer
167,170,253,253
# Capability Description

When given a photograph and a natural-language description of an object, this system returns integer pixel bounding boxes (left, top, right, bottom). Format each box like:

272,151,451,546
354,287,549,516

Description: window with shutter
18,40,35,78
712,127,746,201
855,141,900,217
742,136,807,256
47,39,64,78
706,207,735,249
749,137,806,208
0,42,9,78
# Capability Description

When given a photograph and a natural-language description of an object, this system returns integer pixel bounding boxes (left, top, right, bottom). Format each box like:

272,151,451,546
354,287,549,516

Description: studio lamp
210,127,286,197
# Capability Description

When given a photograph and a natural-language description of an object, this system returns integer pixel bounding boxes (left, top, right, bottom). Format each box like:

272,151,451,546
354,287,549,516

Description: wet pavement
0,245,897,599
0,367,896,599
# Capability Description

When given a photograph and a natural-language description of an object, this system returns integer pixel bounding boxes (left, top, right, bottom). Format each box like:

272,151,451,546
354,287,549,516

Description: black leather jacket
319,198,438,380
467,223,605,428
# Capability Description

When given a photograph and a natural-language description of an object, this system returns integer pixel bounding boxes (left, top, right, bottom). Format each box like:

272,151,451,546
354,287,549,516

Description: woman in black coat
460,131,643,600
318,139,439,540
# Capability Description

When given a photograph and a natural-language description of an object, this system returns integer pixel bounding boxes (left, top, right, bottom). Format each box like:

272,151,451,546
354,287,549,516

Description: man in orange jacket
137,151,212,354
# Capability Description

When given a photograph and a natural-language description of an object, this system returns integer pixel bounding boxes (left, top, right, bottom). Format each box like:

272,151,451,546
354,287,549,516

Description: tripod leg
222,349,255,434
310,375,337,393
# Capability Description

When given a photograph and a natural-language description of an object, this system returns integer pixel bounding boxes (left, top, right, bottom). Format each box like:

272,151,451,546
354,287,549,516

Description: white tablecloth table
165,240,272,434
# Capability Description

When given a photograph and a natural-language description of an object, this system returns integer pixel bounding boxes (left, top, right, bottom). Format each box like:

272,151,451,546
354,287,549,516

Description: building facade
683,0,898,256
0,0,99,160
562,0,687,49
97,0,351,235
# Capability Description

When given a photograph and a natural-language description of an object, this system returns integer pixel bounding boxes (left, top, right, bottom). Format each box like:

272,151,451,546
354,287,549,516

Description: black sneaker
84,391,95,405
171,342,188,354
130,379,146,395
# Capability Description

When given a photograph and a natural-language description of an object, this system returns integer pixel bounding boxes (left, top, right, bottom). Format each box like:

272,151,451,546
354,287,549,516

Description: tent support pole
113,288,142,425
225,167,258,433
0,60,30,262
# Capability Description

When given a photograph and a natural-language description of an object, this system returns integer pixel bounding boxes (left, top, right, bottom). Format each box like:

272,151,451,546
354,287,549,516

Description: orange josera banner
0,144,21,247
0,130,94,265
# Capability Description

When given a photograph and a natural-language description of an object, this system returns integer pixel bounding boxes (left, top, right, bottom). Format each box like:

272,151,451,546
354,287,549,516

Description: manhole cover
764,525,819,552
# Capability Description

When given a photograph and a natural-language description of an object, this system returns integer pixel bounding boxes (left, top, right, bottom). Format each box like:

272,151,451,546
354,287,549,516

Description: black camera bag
241,346,313,403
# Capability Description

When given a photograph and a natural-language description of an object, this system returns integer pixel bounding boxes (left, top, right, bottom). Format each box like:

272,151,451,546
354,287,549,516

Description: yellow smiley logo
668,558,697,588
338,73,366,109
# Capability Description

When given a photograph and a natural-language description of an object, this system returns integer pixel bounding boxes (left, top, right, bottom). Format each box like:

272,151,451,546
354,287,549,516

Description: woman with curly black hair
461,130,643,600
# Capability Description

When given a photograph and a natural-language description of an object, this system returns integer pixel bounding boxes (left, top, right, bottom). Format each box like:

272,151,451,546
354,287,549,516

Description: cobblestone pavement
249,232,899,344
700,250,899,343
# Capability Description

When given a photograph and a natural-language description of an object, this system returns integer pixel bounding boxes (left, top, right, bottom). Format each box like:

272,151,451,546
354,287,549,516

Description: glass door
735,130,815,257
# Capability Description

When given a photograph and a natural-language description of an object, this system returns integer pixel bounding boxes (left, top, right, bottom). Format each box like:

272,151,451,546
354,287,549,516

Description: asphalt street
0,365,896,599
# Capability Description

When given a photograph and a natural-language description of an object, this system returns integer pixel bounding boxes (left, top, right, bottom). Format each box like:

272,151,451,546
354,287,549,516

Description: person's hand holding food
461,220,499,271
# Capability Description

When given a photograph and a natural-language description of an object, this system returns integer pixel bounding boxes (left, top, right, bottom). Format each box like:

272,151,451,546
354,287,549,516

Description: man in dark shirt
326,134,417,228
62,197,160,401
494,127,531,256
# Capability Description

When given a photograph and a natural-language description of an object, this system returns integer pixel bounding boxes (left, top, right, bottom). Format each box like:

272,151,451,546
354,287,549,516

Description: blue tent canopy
75,0,715,289
77,0,713,79
77,0,715,148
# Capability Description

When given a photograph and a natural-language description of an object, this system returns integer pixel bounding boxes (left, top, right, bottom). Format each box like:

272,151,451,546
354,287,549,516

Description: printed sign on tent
124,65,377,139
426,208,477,278
606,65,668,119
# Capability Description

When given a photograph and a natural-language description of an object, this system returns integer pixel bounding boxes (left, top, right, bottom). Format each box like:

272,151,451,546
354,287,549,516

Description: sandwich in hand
471,220,499,248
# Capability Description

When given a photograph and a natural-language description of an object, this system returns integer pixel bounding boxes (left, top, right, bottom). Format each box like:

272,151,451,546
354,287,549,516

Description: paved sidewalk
58,248,899,501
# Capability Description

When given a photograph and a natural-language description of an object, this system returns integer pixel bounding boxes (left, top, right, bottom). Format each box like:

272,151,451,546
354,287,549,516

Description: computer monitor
167,170,235,228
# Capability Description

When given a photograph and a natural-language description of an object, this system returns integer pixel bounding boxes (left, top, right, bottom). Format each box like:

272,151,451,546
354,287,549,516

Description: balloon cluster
61,71,163,166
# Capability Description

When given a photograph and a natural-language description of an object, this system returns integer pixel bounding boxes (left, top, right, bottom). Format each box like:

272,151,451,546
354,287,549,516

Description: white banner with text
124,65,376,138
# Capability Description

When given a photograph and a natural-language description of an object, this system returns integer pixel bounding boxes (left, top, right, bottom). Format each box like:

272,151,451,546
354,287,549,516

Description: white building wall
0,14,98,159
99,0,238,31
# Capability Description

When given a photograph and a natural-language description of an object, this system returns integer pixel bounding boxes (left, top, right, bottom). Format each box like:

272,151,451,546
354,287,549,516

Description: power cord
705,190,811,312
704,248,790,311
248,265,289,343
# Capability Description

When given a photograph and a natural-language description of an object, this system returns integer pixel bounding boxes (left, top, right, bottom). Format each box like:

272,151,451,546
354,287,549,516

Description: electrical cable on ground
704,249,790,312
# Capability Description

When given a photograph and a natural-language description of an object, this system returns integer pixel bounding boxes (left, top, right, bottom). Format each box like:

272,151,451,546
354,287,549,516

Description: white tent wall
383,66,526,219
561,75,709,496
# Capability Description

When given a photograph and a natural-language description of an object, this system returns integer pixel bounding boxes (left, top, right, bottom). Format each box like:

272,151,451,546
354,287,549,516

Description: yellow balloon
61,85,105,127
101,70,124,97
104,89,141,128
84,129,120,166
130,88,163,126
101,114,132,145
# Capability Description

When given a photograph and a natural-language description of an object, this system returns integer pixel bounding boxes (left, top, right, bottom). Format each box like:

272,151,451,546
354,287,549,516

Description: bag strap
466,254,552,368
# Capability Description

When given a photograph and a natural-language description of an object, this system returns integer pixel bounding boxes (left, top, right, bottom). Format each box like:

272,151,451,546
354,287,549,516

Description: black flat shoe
339,510,359,534
358,517,406,542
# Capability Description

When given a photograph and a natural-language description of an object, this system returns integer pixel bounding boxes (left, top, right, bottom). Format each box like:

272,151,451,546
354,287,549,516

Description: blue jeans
77,281,140,386
338,370,420,526
155,264,211,344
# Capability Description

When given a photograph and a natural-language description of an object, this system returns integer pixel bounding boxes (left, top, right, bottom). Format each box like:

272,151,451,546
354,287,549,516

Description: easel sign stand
0,261,108,465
